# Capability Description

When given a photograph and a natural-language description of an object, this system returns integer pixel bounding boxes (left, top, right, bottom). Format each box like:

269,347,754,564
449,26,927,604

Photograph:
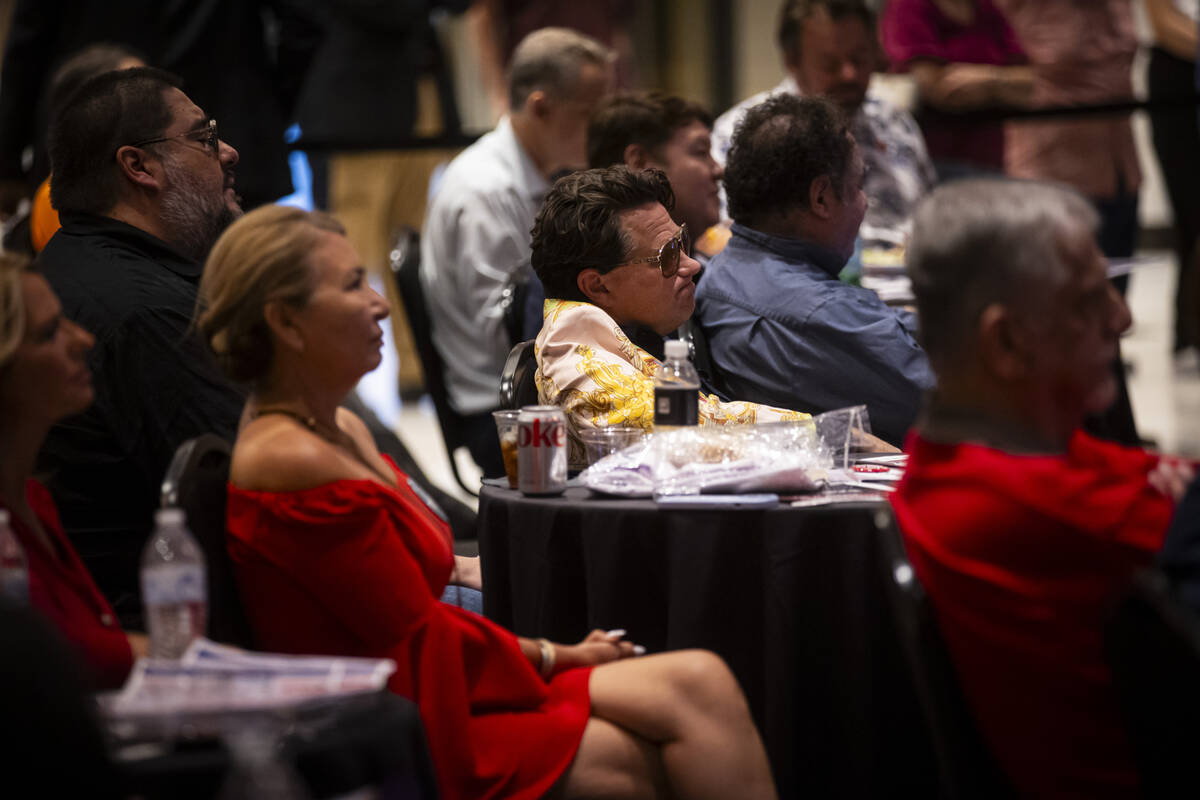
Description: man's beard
159,157,242,263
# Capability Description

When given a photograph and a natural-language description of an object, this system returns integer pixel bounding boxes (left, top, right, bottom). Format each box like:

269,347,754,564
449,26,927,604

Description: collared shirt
712,76,936,238
695,224,933,446
421,116,550,415
535,299,807,469
38,212,245,627
993,0,1140,199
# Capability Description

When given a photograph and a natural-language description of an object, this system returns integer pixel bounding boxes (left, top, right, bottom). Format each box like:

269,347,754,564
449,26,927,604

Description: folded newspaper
103,638,396,718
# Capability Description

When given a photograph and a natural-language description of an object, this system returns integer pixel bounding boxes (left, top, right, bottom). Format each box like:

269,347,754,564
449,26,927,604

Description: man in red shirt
892,177,1193,797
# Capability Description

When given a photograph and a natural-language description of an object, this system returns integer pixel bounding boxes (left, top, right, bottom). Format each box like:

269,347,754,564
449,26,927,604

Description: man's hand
1149,457,1196,503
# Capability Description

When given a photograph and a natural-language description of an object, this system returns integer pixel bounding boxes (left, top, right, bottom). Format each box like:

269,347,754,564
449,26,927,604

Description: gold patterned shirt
535,299,809,468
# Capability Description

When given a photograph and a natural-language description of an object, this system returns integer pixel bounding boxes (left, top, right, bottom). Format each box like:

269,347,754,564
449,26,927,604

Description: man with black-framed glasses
34,67,247,629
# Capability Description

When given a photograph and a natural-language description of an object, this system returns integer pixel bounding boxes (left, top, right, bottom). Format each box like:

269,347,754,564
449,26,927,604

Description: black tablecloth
478,484,939,799
110,691,438,799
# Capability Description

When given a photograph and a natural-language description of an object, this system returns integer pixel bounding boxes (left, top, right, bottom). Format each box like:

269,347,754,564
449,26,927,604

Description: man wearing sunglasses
531,165,807,468
695,94,933,447
33,67,247,628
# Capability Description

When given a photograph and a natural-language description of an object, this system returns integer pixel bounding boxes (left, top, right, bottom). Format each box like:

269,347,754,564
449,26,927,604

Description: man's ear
263,299,305,354
623,143,652,170
114,145,166,192
576,269,613,310
808,174,835,220
977,303,1031,381
526,89,550,121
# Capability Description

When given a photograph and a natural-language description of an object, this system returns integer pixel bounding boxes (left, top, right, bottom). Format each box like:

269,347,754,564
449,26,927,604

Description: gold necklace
252,405,395,485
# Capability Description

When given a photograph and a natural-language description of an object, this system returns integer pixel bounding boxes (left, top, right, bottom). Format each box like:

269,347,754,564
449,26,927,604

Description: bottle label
654,386,699,426
142,564,206,605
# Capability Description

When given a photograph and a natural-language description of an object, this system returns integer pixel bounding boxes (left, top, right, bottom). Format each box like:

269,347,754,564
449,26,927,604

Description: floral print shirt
535,299,808,468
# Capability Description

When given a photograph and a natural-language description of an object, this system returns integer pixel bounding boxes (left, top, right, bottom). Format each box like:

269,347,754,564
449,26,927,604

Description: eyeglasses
128,119,220,156
604,224,690,278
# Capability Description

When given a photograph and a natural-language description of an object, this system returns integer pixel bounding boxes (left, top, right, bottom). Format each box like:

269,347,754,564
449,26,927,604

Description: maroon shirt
881,0,1026,170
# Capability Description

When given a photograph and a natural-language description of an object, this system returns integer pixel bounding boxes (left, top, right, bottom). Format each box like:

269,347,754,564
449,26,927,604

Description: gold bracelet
535,638,556,679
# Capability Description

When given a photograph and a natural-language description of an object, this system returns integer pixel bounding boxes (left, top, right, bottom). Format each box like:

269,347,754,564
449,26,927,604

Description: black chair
499,340,538,410
875,509,1012,799
160,435,254,649
678,318,732,402
389,226,478,497
1107,568,1200,798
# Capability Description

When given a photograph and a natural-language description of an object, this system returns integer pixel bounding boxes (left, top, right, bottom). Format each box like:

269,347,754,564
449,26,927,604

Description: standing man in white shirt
421,27,613,476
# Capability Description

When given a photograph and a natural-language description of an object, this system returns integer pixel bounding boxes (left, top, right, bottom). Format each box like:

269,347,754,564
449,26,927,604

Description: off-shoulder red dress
225,464,592,800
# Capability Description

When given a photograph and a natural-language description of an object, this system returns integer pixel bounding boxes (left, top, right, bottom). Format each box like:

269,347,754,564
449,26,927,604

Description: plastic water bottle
141,508,207,659
0,510,29,604
654,339,701,431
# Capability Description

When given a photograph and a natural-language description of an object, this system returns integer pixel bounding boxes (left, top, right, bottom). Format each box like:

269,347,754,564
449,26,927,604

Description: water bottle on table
141,508,207,659
0,509,29,604
653,339,700,431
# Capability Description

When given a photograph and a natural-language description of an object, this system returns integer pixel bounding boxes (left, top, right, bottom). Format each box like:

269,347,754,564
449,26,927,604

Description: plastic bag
580,406,873,497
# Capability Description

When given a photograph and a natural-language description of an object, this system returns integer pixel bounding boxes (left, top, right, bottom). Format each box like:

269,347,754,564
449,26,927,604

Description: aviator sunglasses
604,224,690,278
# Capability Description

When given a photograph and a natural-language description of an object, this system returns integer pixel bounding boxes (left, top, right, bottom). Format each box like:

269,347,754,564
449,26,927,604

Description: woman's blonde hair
0,252,33,371
197,205,345,384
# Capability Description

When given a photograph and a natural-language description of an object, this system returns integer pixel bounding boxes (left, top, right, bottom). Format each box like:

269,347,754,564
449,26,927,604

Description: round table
477,482,938,799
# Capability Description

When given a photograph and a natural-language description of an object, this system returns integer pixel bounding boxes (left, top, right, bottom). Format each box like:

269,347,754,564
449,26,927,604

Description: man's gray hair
907,178,1100,369
508,27,613,110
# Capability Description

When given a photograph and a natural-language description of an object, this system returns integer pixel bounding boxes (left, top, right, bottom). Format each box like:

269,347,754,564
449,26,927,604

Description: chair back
679,318,732,401
499,340,539,410
390,225,478,496
1107,568,1200,798
160,435,254,648
876,510,1012,799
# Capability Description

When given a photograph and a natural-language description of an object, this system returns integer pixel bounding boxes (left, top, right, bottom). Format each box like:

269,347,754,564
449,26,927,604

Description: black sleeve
1160,474,1200,615
101,306,245,491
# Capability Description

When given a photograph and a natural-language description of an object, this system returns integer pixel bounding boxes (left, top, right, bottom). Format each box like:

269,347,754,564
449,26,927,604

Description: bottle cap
155,508,186,527
664,339,689,360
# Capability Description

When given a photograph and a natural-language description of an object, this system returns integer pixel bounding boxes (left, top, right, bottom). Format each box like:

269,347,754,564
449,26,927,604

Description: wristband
536,638,556,679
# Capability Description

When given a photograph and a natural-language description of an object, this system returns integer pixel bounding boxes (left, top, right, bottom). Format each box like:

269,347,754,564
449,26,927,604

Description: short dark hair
48,66,182,215
587,92,713,169
531,166,675,302
724,94,853,228
777,0,875,61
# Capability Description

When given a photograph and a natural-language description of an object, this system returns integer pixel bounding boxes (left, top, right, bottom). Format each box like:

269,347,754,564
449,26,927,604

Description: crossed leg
552,650,777,800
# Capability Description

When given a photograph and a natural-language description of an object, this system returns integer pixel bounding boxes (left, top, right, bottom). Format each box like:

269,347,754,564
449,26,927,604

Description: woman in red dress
197,205,777,800
0,253,147,688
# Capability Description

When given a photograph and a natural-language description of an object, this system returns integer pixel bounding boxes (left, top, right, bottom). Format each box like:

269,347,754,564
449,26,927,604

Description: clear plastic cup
492,410,522,488
580,426,646,466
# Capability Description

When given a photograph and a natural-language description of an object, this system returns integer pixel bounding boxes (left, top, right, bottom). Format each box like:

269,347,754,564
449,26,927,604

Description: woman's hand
126,632,149,660
553,629,644,673
450,555,482,591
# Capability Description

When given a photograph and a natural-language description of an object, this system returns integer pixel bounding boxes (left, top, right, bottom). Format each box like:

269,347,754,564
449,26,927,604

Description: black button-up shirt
38,212,245,628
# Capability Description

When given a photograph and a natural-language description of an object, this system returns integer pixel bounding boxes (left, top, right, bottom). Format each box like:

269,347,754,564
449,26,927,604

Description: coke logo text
518,419,565,448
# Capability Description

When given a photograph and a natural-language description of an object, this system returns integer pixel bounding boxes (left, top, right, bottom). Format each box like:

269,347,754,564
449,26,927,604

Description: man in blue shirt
695,94,933,445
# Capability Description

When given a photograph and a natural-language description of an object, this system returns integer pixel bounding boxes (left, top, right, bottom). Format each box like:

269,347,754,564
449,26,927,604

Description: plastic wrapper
580,406,873,497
